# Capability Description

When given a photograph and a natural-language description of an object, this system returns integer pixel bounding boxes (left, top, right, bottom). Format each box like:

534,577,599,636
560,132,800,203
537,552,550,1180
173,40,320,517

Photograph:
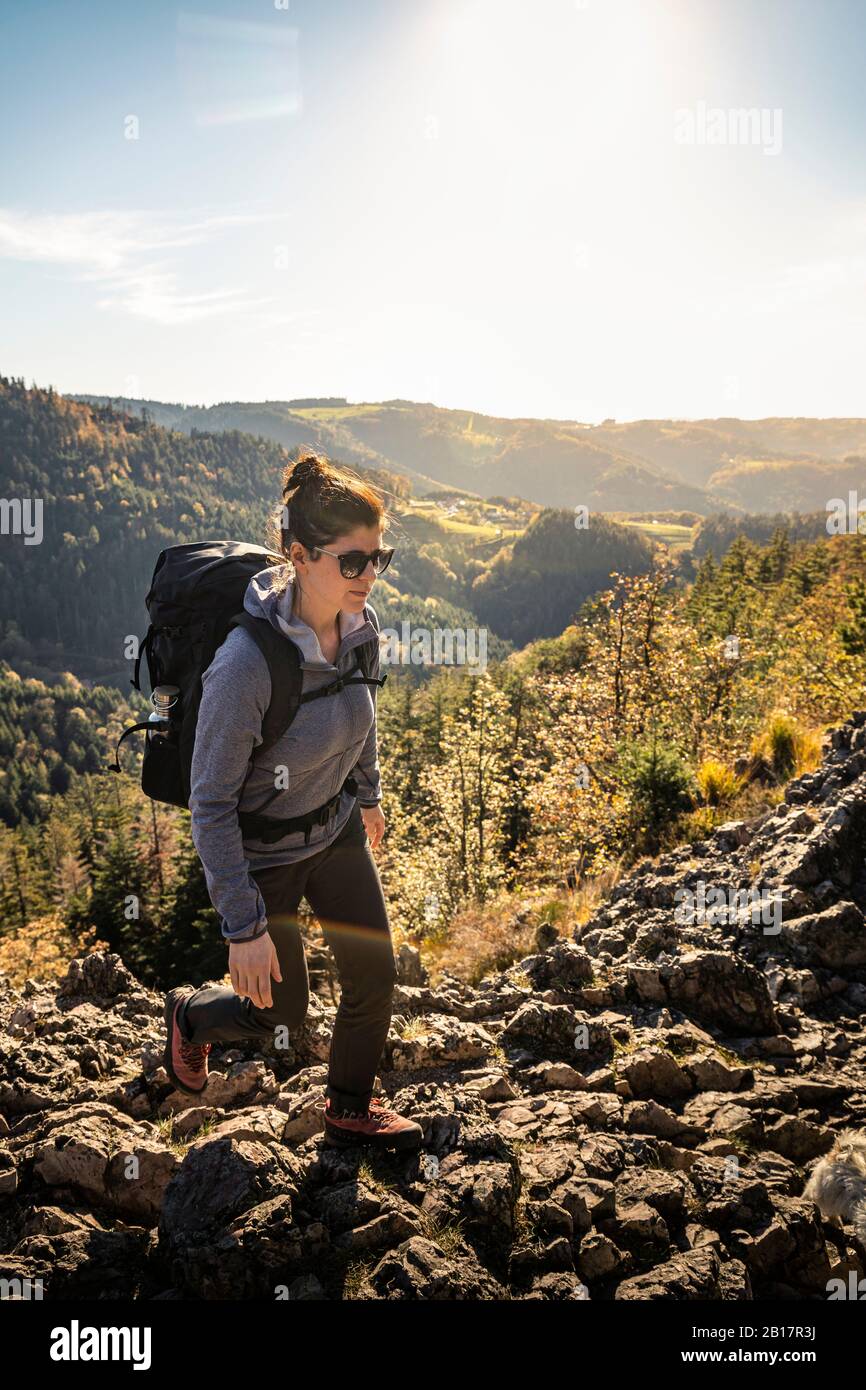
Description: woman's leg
302,801,397,1114
179,862,310,1044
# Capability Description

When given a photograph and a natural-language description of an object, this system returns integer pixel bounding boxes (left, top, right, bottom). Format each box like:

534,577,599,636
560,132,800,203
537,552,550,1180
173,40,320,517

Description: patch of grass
416,1211,467,1255
570,857,626,927
343,1258,378,1300
792,726,825,776
537,897,569,927
618,519,696,552
679,806,720,840
155,1113,216,1156
290,404,378,420
724,1133,760,1157
510,1194,535,1245
750,710,825,783
696,759,743,808
424,894,542,986
509,970,534,991
683,1193,711,1222
356,1159,400,1196
400,1016,431,1041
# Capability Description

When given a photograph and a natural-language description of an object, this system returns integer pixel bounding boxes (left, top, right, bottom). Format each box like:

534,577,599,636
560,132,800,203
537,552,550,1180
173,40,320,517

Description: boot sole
322,1120,423,1152
163,988,208,1097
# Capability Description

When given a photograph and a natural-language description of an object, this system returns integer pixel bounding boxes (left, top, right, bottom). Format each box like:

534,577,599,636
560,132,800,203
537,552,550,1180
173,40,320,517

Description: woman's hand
228,929,282,1010
360,803,386,850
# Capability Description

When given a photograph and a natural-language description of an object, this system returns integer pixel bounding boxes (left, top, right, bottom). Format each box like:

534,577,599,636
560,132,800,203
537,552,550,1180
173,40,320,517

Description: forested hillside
0,377,662,680
73,391,866,515
690,511,831,563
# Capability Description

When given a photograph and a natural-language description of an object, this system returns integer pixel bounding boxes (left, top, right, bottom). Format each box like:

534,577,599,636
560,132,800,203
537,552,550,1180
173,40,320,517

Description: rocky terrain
2,713,866,1301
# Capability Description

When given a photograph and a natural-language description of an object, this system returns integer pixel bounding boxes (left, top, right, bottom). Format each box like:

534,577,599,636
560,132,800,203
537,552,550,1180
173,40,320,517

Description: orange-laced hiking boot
322,1096,423,1151
163,986,212,1096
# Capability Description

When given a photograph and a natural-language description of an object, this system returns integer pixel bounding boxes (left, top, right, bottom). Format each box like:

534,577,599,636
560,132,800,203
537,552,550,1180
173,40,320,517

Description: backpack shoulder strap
355,602,381,681
227,611,303,755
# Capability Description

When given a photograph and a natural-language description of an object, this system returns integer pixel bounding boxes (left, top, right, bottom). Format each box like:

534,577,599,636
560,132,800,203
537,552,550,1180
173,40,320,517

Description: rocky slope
2,714,866,1301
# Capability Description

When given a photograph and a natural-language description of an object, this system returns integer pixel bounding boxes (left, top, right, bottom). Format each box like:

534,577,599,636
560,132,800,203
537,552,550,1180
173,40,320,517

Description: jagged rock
493,1095,578,1142
526,1196,574,1238
278,1273,327,1299
614,1168,694,1225
369,1236,506,1299
510,1231,575,1280
522,943,595,992
518,1142,584,1197
159,1059,280,1114
628,951,778,1036
170,1106,221,1138
388,1016,496,1069
419,1151,520,1246
617,1047,693,1100
615,1245,724,1299
210,1197,330,1300
501,1002,612,1062
726,1197,832,1291
0,1148,17,1197
277,1088,326,1144
333,1209,421,1254
577,1232,623,1280
195,1106,289,1147
395,944,428,987
520,1061,589,1092
0,1039,84,1115
683,1094,764,1143
21,1104,180,1223
461,1069,520,1101
761,1116,835,1163
624,1099,702,1143
57,952,139,1001
523,1271,590,1299
713,821,753,850
567,1092,624,1130
314,1180,423,1253
1,1228,156,1299
158,1136,303,1297
22,1205,105,1237
600,1198,670,1257
782,901,866,969
682,1052,752,1091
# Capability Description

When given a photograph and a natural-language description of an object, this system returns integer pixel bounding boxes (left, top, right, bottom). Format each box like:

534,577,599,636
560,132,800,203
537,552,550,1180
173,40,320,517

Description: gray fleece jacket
188,565,383,944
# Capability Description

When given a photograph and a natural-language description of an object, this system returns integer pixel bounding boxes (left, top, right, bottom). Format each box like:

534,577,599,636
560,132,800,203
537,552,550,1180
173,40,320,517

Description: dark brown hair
264,447,388,595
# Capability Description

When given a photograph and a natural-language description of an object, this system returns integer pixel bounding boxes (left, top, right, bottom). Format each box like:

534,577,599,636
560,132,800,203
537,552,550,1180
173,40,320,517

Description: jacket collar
244,565,375,672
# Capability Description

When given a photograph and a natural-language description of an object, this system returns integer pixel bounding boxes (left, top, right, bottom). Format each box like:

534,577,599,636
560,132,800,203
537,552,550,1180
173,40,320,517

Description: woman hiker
162,450,422,1152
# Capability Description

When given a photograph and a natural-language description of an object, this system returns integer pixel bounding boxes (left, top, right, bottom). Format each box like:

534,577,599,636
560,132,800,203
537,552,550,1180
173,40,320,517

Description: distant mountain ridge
71,393,866,516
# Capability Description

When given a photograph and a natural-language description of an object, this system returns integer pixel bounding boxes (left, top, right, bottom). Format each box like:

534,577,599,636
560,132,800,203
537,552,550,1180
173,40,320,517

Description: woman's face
294,522,385,612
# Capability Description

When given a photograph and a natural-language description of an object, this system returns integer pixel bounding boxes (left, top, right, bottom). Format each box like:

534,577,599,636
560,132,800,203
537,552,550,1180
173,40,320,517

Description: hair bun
287,453,323,492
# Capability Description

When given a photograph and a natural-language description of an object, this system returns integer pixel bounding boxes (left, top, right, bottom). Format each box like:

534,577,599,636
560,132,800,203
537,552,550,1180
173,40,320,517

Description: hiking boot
322,1096,423,1152
163,986,212,1096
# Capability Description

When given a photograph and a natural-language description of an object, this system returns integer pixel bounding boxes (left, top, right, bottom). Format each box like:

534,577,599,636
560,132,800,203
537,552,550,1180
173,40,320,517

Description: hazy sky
1,0,865,422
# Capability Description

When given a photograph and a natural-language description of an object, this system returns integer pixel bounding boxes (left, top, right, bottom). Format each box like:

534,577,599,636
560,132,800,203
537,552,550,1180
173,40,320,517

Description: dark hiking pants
178,797,396,1115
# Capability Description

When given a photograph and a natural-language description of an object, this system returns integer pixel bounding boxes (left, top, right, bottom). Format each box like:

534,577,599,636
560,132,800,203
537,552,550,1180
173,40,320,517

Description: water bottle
147,685,180,745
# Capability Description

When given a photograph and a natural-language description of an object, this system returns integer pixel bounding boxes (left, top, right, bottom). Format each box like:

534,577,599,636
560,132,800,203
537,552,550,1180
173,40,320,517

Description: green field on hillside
617,518,696,551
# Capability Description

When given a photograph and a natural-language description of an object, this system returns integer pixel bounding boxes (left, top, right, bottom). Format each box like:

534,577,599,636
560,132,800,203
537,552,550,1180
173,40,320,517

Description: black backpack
109,540,385,811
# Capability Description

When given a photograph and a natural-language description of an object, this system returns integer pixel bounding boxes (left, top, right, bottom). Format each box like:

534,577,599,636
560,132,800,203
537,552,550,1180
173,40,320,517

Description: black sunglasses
309,545,395,580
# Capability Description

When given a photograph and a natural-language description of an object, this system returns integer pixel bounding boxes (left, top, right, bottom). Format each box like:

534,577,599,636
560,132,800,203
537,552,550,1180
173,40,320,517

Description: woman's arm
188,628,272,943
